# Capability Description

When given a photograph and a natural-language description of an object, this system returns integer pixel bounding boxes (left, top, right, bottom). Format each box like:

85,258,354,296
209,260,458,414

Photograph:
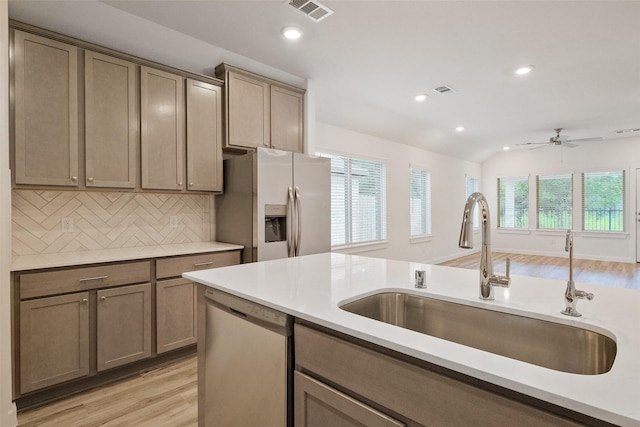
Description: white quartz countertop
11,242,244,271
184,252,640,427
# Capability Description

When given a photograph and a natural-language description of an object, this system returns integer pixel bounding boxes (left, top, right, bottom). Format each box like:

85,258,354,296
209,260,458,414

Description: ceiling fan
516,128,602,149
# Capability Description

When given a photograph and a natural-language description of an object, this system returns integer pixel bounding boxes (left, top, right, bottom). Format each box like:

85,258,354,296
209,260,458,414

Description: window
465,176,479,227
537,174,572,229
410,167,431,237
582,171,625,231
321,153,386,247
498,176,529,228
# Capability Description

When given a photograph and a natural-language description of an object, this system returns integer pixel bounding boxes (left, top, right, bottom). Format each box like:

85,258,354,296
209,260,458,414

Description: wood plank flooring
440,252,640,289
17,252,640,426
17,356,197,427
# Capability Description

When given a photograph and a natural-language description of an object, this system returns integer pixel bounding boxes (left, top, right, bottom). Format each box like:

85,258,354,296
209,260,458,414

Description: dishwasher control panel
205,288,291,331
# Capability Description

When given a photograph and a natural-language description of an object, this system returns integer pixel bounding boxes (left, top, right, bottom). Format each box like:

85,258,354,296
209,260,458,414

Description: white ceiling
8,1,640,163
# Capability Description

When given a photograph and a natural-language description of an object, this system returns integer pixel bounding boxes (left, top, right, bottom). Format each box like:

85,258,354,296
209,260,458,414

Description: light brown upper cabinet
13,30,79,186
140,66,185,191
216,63,305,153
186,79,223,192
85,51,137,188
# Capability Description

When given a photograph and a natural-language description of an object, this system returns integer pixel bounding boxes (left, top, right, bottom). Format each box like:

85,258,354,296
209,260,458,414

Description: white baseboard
492,247,636,264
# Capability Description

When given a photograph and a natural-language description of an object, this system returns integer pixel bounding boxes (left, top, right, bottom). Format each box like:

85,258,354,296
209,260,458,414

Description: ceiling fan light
515,65,534,75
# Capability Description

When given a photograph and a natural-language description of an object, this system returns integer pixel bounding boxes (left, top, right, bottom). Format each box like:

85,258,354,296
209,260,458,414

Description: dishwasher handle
204,288,292,335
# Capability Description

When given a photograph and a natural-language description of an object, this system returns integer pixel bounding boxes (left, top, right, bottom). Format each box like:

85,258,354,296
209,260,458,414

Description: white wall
482,136,640,262
1,0,17,425
311,122,482,264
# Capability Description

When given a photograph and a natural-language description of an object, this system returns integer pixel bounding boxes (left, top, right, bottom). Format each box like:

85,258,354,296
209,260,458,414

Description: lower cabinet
19,293,90,394
156,278,196,354
97,283,152,371
295,324,589,427
294,371,405,427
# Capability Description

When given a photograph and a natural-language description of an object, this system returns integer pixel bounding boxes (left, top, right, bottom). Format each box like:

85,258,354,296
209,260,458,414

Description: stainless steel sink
340,292,616,375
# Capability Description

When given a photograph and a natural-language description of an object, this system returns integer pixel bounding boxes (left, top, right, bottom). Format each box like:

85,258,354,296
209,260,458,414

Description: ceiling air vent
288,0,334,22
432,85,457,94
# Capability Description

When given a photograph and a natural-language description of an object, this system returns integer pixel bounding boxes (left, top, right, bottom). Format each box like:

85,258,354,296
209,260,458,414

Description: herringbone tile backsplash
12,190,213,256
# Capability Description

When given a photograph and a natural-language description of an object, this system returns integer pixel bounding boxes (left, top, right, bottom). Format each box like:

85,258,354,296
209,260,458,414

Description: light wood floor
17,356,197,427
440,252,640,289
17,252,640,426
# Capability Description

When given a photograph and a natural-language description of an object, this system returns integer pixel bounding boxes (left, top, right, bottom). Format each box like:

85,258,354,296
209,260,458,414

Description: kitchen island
184,252,640,427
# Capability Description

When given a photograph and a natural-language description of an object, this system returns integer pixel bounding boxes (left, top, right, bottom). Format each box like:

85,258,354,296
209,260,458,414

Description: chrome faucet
561,230,594,317
459,192,510,300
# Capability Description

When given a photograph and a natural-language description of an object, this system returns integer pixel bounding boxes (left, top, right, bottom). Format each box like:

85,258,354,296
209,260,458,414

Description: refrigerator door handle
295,186,302,256
287,187,295,257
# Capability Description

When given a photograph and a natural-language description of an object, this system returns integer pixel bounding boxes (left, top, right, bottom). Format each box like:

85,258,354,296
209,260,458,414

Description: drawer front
19,261,151,299
156,250,241,279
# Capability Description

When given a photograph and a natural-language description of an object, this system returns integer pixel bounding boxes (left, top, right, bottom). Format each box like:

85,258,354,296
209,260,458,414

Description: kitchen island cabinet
184,253,640,427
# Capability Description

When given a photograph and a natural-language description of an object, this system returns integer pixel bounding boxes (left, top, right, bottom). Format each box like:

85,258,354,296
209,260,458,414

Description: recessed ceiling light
456,126,465,132
515,65,534,75
503,146,510,151
414,94,427,102
281,26,302,40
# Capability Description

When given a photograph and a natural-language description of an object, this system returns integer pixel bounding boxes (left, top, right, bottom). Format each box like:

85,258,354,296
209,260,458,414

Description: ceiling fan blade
563,142,578,148
567,136,603,143
515,141,548,147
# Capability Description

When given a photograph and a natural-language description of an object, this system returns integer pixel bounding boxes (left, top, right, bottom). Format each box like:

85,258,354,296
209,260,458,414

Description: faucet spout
459,192,510,300
562,230,594,317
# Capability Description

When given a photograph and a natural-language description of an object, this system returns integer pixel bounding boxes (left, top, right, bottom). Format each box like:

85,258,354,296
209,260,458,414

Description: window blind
498,176,529,228
320,153,387,246
465,176,479,228
582,171,625,231
536,173,572,229
410,167,431,237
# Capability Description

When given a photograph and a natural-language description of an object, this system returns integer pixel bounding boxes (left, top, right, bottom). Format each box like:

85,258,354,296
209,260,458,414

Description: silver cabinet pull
194,261,213,268
79,275,108,283
71,176,78,181
189,182,194,187
82,298,88,303
100,296,106,301
287,187,295,257
87,177,94,183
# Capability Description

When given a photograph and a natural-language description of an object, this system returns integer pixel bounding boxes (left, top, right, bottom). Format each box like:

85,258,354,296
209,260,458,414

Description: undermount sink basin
340,292,616,375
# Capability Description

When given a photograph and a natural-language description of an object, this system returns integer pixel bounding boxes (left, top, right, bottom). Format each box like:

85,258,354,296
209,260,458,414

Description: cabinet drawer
156,251,240,279
19,261,151,299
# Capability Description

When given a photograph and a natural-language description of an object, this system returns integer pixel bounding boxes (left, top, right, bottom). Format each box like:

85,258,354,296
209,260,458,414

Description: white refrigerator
216,148,331,263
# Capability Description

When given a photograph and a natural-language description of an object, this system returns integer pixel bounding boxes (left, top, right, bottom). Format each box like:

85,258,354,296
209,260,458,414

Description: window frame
581,170,625,233
317,151,387,249
536,173,573,230
409,166,432,239
497,176,529,229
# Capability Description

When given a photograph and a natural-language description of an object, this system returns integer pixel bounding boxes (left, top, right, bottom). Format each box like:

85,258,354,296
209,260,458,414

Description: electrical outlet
61,217,74,233
170,216,179,228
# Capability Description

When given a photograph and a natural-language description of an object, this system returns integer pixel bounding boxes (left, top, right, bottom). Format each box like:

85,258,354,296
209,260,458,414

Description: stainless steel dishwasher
202,288,293,426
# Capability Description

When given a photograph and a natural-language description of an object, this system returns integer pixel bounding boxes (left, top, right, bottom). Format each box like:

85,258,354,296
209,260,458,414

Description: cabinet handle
79,275,108,283
100,296,106,301
194,261,213,268
189,182,194,187
87,177,94,183
71,176,78,181
82,298,88,304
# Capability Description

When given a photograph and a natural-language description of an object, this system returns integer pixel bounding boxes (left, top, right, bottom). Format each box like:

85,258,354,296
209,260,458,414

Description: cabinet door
85,51,136,188
186,79,222,192
140,66,184,190
19,292,90,393
97,283,151,371
270,85,304,153
13,30,79,186
227,71,269,149
295,372,405,427
156,278,197,354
